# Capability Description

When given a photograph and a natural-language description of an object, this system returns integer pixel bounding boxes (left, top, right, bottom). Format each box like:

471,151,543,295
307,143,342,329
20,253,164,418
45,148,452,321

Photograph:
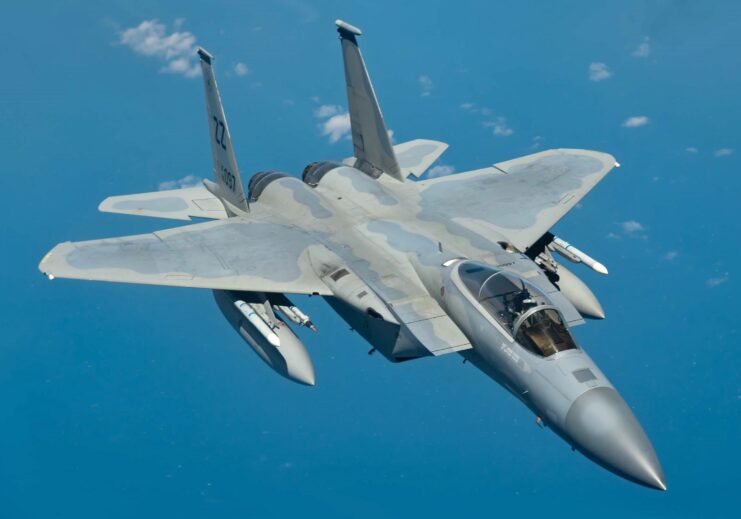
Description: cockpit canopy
457,262,577,357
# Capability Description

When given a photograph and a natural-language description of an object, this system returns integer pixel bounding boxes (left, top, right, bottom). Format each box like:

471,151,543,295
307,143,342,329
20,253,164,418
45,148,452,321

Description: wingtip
38,241,76,279
39,245,60,278
39,249,53,275
98,197,112,213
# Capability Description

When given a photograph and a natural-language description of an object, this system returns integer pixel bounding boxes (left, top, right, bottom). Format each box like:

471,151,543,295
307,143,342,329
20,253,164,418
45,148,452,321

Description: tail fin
335,20,403,182
197,48,249,213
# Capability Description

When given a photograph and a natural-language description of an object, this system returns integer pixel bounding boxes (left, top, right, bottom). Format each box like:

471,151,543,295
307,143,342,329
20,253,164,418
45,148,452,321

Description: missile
550,236,608,275
275,305,302,324
214,290,315,386
287,305,318,332
273,301,318,332
234,300,280,347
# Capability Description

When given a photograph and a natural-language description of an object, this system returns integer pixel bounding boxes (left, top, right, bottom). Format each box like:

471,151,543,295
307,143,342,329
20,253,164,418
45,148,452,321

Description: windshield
514,308,577,357
458,262,577,357
458,263,547,332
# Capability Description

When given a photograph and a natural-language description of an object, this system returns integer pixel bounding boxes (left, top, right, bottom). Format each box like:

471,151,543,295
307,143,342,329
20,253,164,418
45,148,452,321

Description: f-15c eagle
39,20,665,490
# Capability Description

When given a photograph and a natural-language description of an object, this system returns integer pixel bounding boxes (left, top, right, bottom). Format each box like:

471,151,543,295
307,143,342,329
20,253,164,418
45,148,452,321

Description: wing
99,186,228,221
39,218,331,295
417,149,618,251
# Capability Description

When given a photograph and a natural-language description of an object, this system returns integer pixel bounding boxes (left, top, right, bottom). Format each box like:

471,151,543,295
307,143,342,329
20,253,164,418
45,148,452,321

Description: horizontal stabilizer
342,139,449,178
99,186,228,221
393,139,449,178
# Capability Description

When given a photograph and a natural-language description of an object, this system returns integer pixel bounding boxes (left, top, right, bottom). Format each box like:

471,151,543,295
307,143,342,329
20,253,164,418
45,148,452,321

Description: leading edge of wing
39,218,332,295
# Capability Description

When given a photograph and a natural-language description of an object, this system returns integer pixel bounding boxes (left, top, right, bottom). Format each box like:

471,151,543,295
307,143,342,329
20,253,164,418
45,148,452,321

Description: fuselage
245,162,665,490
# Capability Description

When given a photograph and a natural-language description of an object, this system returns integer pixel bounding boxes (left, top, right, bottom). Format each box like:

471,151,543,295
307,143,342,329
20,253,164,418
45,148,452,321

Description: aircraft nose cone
565,387,666,490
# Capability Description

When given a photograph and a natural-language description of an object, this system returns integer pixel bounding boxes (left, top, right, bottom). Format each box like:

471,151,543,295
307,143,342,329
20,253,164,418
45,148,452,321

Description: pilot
511,288,537,314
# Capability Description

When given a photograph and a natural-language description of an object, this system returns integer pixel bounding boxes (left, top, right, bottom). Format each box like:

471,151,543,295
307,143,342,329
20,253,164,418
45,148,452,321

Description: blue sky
1,1,739,517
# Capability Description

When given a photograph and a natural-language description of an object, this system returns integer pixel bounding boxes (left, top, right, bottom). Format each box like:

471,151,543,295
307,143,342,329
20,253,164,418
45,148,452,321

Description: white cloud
387,129,394,142
706,273,729,287
622,115,650,128
484,117,514,137
714,148,734,157
530,135,543,150
460,102,492,116
686,146,699,154
119,19,200,78
462,102,511,138
320,112,351,143
313,104,341,118
632,37,651,58
234,62,249,76
158,174,201,191
427,164,455,178
664,251,679,261
611,220,647,240
160,57,199,77
589,62,613,81
418,75,433,96
313,103,351,143
621,220,645,233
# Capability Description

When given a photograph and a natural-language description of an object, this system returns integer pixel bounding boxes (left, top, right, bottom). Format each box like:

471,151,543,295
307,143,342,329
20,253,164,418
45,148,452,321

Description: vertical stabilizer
197,48,249,213
335,20,403,182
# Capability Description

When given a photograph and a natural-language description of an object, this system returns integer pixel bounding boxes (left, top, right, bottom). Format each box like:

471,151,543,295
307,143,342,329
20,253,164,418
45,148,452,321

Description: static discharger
550,237,609,275
234,300,280,347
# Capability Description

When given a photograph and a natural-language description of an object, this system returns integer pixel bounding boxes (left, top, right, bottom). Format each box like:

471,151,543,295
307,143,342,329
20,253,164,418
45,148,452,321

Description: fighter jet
39,20,665,490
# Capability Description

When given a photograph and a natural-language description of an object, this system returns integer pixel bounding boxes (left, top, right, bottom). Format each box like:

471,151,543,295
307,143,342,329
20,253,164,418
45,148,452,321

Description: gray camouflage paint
113,197,189,212
99,186,229,221
394,142,439,167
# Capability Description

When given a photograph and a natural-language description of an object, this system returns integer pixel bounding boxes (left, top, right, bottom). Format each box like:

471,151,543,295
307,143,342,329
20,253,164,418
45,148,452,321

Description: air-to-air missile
269,293,318,332
550,236,609,275
234,299,281,347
